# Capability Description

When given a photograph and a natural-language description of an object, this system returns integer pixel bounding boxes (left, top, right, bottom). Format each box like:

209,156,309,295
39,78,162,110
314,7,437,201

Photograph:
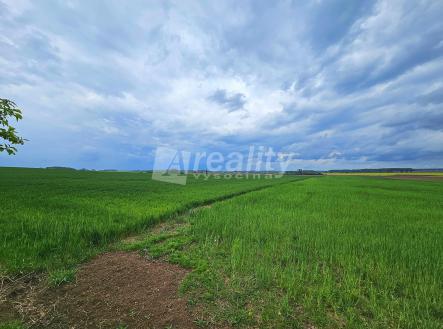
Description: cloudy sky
0,0,442,170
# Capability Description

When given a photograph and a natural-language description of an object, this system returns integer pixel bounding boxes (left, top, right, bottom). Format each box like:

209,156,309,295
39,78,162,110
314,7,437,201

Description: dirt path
2,252,196,329
2,180,308,328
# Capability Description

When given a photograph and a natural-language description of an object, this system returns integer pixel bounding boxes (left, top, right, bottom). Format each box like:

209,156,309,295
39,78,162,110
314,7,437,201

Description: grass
48,268,77,287
2,168,442,328
126,176,443,328
0,321,24,329
0,167,297,274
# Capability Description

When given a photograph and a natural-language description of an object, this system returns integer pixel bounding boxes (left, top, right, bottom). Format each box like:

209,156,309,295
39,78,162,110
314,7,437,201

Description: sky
0,0,442,170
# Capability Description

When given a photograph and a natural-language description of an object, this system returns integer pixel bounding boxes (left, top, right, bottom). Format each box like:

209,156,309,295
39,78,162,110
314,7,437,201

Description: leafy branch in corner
0,98,26,155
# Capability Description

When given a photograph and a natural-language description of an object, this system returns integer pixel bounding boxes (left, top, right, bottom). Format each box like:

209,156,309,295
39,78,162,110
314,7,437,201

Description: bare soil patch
384,175,443,182
1,252,196,329
0,272,46,325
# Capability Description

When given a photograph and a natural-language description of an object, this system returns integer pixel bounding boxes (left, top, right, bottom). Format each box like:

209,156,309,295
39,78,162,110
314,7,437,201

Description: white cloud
0,0,442,169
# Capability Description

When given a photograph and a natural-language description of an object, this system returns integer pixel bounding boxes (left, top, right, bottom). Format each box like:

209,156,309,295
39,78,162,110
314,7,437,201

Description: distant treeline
285,170,322,175
327,168,443,173
45,167,116,172
45,166,77,171
43,167,442,174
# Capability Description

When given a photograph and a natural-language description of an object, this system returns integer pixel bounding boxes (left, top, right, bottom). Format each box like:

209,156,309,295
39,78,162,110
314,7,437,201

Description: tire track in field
119,176,313,246
1,176,315,329
132,176,314,235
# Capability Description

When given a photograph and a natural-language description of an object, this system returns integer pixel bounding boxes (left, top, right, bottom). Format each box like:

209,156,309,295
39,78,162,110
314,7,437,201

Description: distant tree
0,98,25,155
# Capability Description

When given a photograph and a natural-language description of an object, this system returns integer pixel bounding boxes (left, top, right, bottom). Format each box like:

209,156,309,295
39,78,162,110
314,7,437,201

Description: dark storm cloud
208,89,246,112
0,0,442,170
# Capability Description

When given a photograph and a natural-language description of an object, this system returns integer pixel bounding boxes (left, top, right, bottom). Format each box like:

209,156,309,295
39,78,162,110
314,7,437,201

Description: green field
125,175,443,328
0,167,296,273
1,168,442,328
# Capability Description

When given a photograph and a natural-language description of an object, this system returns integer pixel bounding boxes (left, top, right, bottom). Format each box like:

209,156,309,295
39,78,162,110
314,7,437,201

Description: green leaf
0,98,26,155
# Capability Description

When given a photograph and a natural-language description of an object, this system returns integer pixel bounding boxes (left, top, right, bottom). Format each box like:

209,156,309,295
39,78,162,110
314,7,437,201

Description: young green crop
0,167,297,273
137,176,443,328
3,168,442,328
